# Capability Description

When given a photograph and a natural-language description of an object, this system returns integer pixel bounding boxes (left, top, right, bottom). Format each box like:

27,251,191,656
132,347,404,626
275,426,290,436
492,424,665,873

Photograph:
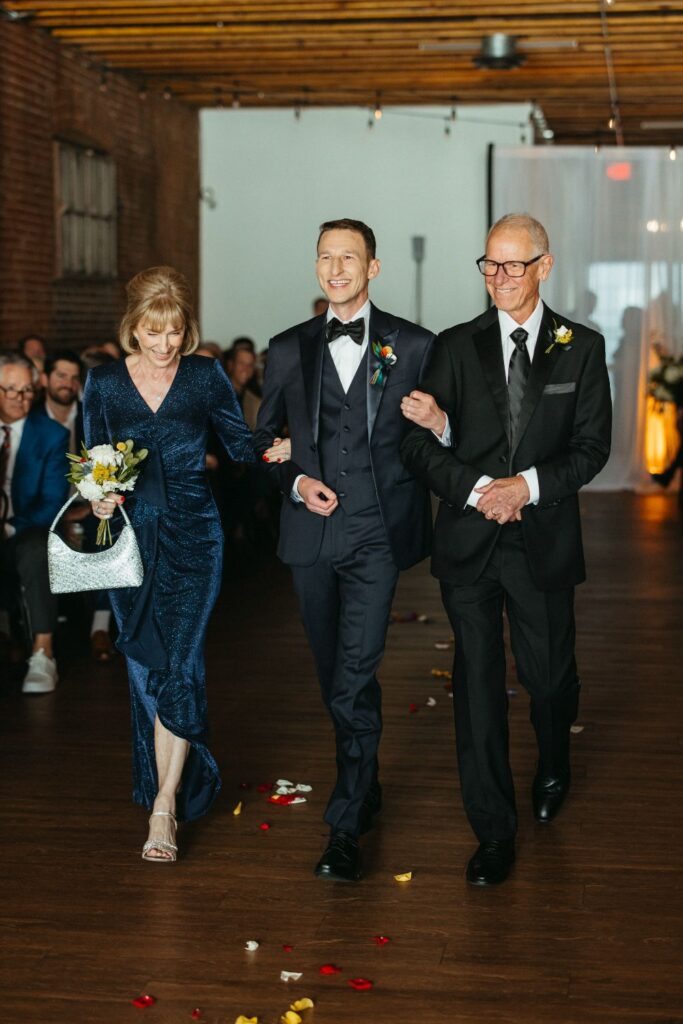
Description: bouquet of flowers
66,440,148,545
649,345,683,406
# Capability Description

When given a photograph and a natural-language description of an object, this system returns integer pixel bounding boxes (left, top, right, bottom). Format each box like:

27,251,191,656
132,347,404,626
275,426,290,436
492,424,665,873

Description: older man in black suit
401,214,611,886
254,218,435,881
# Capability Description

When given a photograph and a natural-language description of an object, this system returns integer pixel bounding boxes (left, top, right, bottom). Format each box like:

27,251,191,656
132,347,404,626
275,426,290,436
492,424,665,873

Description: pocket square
543,382,576,395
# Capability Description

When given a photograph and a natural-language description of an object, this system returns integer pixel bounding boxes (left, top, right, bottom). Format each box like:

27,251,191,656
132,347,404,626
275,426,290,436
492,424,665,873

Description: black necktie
326,317,365,345
508,327,530,440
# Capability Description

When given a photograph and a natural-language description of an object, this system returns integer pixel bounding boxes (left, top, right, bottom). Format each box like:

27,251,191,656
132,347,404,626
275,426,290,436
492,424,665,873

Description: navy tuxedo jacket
9,409,70,535
400,302,612,591
253,303,435,570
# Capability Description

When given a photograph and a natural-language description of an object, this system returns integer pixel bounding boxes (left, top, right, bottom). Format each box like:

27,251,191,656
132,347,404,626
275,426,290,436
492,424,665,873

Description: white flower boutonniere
545,321,574,356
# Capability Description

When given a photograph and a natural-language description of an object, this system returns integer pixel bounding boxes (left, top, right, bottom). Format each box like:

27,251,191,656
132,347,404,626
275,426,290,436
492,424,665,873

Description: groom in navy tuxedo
254,219,434,880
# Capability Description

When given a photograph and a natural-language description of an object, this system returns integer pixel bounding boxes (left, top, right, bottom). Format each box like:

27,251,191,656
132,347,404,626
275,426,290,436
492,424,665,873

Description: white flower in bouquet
66,439,148,545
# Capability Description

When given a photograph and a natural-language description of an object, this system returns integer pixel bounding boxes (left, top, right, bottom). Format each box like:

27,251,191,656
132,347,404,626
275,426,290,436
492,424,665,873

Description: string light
138,84,147,101
163,86,172,101
99,73,108,94
232,91,240,109
669,145,677,161
374,94,382,120
608,116,615,130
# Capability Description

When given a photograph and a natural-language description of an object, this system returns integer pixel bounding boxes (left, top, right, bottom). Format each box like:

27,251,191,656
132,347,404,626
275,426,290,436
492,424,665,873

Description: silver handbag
47,493,144,594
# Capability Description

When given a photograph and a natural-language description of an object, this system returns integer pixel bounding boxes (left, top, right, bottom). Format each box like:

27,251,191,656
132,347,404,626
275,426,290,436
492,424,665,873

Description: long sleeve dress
82,355,254,821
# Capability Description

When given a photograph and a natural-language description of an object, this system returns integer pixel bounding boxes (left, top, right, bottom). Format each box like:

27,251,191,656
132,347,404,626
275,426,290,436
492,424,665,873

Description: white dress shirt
45,400,78,455
437,300,542,508
292,301,371,501
1,416,27,537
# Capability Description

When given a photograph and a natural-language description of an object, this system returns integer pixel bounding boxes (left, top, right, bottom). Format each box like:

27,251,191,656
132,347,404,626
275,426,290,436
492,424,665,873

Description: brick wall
0,19,199,349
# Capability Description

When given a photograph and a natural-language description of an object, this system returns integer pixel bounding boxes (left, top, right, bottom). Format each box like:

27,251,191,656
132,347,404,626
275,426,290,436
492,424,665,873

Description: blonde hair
119,266,200,356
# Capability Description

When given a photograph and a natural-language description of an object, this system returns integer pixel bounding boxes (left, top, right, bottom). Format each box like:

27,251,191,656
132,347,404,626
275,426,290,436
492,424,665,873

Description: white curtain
493,146,683,491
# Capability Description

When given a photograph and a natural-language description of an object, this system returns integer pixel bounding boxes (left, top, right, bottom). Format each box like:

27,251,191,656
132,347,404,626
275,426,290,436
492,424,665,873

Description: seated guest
0,352,69,693
312,296,328,317
18,334,47,373
38,350,115,662
196,340,223,360
99,341,122,360
80,348,116,372
40,348,83,452
225,346,261,430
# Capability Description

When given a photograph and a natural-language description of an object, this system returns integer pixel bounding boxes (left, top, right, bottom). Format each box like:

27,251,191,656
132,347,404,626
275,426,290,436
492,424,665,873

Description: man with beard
39,350,114,661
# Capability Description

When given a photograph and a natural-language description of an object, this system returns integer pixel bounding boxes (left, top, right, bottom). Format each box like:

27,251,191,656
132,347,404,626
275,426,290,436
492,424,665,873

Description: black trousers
291,504,399,837
0,527,57,635
440,522,580,843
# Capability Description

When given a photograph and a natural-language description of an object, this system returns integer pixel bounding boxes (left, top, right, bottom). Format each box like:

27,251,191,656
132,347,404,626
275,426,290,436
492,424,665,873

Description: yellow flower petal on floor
290,998,314,1011
280,1012,302,1024
234,1016,259,1024
394,871,413,882
233,801,242,815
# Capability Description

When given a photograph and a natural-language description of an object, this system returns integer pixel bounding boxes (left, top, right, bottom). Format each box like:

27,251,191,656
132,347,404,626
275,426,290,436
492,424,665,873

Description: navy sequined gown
83,355,254,821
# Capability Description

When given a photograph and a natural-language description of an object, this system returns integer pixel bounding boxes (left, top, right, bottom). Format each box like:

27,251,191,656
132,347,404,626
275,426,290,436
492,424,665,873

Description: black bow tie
326,317,365,345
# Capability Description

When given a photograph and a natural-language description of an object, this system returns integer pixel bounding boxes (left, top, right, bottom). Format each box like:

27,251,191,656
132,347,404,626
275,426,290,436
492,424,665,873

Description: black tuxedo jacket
400,302,612,591
253,303,435,569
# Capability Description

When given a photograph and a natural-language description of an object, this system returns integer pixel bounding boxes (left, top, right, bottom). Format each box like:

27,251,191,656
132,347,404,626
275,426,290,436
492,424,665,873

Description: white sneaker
22,649,58,694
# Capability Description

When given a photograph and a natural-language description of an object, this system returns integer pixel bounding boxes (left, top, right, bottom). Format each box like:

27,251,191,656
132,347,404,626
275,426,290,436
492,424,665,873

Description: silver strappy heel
141,810,178,862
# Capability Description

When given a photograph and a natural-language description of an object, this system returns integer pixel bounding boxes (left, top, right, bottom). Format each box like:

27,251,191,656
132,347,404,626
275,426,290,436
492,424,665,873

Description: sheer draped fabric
493,146,683,491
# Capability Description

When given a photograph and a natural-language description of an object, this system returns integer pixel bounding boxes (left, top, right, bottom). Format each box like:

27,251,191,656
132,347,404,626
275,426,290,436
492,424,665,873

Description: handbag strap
49,491,133,534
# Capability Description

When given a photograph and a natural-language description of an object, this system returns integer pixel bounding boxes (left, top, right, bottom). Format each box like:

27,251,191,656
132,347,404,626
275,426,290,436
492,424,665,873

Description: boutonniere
545,321,574,355
370,340,397,387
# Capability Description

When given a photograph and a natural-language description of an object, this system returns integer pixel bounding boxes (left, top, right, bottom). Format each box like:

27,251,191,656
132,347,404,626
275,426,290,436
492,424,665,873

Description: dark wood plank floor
2,494,682,1024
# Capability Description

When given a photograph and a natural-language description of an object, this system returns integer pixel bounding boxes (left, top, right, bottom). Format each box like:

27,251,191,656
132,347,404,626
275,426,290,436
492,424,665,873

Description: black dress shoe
532,771,570,823
359,781,383,835
466,840,515,886
314,830,361,882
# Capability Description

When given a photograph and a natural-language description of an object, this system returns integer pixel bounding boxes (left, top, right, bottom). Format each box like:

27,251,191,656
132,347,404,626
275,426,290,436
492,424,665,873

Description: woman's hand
262,437,292,463
91,492,122,520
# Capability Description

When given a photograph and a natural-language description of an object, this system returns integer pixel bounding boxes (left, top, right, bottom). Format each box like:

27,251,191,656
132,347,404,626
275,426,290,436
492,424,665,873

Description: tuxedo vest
318,345,378,516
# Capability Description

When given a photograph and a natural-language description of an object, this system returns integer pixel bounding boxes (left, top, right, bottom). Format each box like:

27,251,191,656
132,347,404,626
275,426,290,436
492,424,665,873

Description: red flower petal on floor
282,944,294,952
319,964,342,975
132,995,156,1008
372,935,390,946
190,1010,202,1020
268,793,298,805
256,782,273,793
349,978,373,990
409,703,419,714
259,821,271,831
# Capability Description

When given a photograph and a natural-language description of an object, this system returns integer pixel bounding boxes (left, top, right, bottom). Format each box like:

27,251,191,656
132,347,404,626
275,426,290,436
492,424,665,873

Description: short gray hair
488,213,549,254
0,350,39,384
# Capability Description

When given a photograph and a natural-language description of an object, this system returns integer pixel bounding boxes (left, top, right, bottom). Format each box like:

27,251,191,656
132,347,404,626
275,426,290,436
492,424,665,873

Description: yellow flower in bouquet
66,440,148,545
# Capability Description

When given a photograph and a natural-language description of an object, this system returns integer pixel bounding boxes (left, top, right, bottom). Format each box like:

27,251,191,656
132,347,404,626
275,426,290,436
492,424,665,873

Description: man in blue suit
0,352,69,693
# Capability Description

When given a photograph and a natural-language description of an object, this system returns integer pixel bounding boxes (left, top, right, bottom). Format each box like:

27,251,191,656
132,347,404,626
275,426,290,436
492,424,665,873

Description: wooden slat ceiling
4,1,683,145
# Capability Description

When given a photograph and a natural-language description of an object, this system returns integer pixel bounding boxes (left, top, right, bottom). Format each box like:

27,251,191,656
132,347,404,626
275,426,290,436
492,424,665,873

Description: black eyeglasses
0,385,35,399
476,254,546,278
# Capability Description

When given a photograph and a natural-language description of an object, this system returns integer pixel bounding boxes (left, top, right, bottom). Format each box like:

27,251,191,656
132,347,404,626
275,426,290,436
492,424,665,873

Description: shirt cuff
518,467,540,505
466,475,493,509
433,415,452,447
291,474,305,503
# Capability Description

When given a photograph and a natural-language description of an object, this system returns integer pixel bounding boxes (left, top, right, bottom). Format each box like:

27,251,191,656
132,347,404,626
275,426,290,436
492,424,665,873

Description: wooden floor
1,493,682,1024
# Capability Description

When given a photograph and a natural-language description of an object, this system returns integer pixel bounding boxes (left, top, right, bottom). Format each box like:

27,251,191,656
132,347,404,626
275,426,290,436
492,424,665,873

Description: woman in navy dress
83,266,254,861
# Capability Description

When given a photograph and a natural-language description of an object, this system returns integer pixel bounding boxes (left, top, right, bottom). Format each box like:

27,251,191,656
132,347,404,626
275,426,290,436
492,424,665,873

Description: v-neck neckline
123,355,184,416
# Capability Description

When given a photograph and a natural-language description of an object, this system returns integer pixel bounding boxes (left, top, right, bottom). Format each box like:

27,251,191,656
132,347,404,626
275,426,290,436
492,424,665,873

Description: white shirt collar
2,415,27,440
498,298,544,343
326,299,371,326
